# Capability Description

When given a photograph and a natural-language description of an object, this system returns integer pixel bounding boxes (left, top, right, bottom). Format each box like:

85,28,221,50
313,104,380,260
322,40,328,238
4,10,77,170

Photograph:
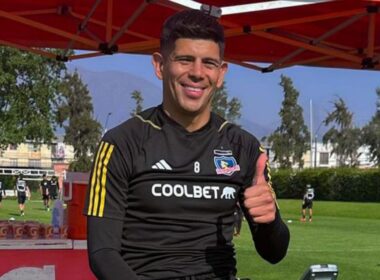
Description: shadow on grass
9,212,20,216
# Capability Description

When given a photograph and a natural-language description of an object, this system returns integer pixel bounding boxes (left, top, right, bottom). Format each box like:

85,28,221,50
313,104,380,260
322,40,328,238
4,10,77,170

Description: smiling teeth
186,86,202,91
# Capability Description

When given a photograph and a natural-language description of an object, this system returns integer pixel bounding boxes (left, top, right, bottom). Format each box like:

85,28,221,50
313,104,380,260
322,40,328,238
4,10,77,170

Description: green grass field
235,199,380,280
1,197,379,279
0,194,54,224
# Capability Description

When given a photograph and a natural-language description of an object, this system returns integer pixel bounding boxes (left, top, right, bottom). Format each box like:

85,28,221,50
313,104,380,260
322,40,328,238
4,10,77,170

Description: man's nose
189,60,204,80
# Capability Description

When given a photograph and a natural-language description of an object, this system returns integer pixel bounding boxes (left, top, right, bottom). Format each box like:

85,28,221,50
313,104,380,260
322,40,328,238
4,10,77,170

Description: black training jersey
84,105,264,279
0,182,4,196
40,179,49,195
16,179,27,195
50,179,58,192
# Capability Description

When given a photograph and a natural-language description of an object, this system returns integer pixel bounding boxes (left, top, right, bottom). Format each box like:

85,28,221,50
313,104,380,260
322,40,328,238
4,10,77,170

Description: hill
69,67,162,130
70,67,274,138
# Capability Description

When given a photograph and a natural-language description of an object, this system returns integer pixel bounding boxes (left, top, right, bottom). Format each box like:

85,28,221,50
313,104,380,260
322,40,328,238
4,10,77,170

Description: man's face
153,38,227,118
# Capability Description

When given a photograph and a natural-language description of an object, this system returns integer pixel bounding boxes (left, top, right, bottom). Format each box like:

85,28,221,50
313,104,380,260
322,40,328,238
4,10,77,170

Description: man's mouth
183,85,204,98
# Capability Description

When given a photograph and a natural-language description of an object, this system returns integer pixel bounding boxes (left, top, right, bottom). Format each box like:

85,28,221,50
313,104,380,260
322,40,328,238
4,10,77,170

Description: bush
272,168,380,202
0,175,16,190
0,175,41,193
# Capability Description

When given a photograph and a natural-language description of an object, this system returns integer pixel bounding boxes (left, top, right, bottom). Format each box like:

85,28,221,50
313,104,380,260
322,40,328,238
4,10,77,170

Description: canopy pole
107,1,149,49
62,0,103,57
267,12,366,71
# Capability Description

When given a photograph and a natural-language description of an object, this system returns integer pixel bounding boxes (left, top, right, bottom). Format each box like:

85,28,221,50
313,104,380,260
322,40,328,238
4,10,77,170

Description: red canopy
1,0,379,71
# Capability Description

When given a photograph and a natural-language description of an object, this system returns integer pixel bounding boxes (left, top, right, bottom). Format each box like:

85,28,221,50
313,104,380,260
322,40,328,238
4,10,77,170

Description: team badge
214,150,240,176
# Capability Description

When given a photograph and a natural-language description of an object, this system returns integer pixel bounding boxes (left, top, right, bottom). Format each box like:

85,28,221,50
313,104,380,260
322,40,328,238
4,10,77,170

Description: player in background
15,175,31,216
40,174,50,211
301,187,315,222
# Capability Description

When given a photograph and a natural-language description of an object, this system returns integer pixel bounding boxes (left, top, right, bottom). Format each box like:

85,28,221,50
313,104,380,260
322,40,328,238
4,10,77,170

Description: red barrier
63,172,89,240
0,240,96,280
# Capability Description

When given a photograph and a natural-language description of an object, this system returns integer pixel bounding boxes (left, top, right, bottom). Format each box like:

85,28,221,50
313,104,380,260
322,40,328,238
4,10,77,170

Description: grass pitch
0,195,54,224
1,197,379,279
235,199,380,280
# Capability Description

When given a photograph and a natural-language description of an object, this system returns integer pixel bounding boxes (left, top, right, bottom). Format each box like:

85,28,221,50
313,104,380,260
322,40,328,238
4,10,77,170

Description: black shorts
0,194,2,202
302,200,313,209
42,194,49,200
18,194,26,204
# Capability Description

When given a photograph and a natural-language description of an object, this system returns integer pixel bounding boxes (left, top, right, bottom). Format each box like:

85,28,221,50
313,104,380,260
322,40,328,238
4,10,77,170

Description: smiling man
84,9,289,280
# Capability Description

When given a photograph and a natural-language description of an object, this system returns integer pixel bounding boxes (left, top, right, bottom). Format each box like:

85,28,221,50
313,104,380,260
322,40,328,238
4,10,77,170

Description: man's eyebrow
172,54,221,63
172,54,194,60
202,57,222,64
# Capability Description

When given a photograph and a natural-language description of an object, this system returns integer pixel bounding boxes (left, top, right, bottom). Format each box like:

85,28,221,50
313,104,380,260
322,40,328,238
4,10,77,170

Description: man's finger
252,152,268,185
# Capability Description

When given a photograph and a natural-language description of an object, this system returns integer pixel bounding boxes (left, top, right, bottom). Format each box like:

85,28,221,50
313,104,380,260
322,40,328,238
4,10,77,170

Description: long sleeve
87,216,139,280
243,207,290,264
240,139,290,264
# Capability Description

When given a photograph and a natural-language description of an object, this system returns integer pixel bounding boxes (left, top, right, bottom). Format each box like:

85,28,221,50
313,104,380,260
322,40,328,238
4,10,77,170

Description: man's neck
163,108,210,132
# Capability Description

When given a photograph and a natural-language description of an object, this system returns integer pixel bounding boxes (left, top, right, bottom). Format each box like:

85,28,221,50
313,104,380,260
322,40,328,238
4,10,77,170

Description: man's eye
204,60,220,69
176,57,192,63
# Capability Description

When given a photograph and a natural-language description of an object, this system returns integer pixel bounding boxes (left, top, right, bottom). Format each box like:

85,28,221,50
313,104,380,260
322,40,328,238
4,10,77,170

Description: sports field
0,198,379,279
235,199,380,280
0,196,53,224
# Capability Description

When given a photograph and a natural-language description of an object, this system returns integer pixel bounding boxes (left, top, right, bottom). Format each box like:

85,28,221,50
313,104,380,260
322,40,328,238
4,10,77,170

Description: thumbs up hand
243,153,276,224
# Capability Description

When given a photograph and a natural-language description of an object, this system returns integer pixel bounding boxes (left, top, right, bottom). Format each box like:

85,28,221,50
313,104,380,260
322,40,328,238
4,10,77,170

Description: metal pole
314,134,317,167
310,100,313,168
104,112,112,135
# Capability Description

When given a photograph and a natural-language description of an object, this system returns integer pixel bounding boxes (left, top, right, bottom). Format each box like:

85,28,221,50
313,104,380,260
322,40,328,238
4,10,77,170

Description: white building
263,141,376,169
0,139,75,182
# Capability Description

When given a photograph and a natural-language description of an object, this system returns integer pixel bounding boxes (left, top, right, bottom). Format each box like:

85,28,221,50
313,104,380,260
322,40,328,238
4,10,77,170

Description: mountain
69,66,162,130
71,67,274,138
238,117,274,140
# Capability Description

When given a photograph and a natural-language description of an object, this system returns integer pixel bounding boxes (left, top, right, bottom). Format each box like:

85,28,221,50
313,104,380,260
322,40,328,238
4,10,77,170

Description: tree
130,90,144,117
0,47,66,149
57,70,102,172
267,75,309,168
362,88,380,166
322,97,361,167
211,82,242,123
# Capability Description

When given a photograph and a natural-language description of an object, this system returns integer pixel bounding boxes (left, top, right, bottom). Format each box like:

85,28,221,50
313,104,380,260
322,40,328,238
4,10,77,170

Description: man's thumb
253,152,268,184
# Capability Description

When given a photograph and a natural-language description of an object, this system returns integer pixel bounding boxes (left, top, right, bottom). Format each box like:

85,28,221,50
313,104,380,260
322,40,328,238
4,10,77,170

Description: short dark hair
160,9,225,58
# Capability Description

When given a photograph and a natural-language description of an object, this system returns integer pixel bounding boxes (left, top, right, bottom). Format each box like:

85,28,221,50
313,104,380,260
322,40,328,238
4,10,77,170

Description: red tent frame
0,0,379,71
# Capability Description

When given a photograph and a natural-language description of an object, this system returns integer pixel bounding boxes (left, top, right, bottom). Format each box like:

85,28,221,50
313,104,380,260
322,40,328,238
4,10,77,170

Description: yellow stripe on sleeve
265,158,279,209
92,142,110,216
98,145,114,217
87,142,105,215
258,145,279,209
259,145,266,153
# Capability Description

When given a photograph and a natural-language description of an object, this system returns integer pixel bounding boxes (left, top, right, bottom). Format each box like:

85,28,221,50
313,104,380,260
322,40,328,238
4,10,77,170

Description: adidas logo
152,159,172,170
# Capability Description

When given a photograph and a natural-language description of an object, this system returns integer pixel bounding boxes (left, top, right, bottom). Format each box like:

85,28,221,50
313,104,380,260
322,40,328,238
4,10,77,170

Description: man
301,187,315,222
233,202,244,237
15,175,30,216
0,180,5,208
40,174,50,211
49,175,59,200
84,9,289,280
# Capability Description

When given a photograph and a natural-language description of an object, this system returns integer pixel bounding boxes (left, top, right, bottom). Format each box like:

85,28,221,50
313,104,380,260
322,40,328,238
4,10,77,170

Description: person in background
301,187,315,222
233,202,244,237
84,9,290,280
49,175,59,200
0,180,6,208
40,174,50,211
15,175,31,216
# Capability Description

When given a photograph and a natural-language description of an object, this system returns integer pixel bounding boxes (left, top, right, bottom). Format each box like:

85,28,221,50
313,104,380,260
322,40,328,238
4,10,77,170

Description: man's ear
152,52,164,80
216,61,228,88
